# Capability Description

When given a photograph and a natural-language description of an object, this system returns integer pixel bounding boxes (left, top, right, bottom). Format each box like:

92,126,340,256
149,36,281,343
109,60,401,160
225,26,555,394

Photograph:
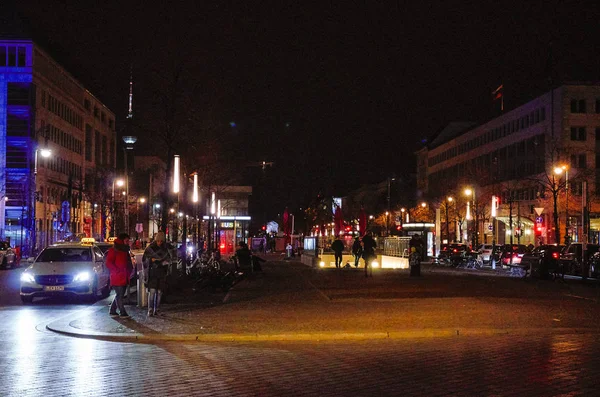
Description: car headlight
21,273,35,283
73,272,91,282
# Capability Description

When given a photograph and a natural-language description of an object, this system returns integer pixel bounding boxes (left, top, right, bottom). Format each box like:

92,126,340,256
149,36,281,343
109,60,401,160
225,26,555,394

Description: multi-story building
0,39,116,254
417,83,600,246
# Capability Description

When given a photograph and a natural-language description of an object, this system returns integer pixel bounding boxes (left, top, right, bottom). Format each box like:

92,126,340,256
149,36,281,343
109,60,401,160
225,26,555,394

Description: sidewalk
46,258,600,342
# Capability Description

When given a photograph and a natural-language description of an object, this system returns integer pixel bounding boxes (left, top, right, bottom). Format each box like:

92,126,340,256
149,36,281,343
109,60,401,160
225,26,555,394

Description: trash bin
137,270,147,308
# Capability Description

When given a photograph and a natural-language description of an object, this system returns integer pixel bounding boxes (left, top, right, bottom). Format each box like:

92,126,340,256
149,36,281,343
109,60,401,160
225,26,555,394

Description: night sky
7,1,600,219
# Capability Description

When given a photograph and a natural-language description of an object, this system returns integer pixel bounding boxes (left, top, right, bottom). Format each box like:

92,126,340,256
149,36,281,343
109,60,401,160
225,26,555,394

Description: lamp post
554,165,569,244
112,178,124,237
464,188,477,248
445,197,453,243
33,145,52,253
136,197,146,240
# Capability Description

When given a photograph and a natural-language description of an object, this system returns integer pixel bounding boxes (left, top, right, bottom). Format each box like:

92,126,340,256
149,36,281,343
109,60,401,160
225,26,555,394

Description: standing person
142,231,171,317
352,236,363,268
331,236,345,268
235,241,252,271
361,231,377,277
105,233,133,318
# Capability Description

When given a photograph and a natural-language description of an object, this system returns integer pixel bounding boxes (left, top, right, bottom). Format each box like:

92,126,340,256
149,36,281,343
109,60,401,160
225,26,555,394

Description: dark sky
9,1,600,218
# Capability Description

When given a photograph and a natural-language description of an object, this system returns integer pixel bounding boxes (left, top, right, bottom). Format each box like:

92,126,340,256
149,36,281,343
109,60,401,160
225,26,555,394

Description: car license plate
45,286,65,291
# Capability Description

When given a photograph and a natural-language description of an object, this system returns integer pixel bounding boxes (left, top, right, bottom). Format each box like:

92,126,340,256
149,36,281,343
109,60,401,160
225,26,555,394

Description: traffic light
261,225,266,231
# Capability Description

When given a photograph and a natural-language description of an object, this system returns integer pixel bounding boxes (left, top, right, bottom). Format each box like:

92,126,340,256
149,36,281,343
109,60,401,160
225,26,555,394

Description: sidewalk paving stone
46,258,600,342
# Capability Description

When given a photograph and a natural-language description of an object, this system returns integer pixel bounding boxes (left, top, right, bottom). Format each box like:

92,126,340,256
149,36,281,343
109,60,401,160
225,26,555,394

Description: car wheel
21,295,33,304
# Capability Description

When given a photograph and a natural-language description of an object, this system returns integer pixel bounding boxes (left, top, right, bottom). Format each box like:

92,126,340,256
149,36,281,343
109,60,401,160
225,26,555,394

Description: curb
46,320,600,343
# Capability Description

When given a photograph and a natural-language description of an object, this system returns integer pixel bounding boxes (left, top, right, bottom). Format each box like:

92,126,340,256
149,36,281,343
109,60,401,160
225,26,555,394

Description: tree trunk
553,191,560,244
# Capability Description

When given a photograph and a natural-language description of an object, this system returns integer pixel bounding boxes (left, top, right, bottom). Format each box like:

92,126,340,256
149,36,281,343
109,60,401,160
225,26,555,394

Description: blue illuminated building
0,39,116,255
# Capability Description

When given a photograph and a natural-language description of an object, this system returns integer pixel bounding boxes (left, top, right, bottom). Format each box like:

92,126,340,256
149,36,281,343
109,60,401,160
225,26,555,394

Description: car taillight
453,249,458,252
552,252,559,259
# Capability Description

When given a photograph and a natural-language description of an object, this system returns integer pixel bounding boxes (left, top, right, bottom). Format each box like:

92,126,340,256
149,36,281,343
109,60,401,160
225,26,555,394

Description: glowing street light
554,164,569,243
173,155,180,194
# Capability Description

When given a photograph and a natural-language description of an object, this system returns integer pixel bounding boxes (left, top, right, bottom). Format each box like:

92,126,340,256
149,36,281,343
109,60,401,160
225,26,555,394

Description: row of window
83,99,114,130
0,45,27,67
43,122,83,155
44,92,84,130
430,107,546,166
570,99,600,114
570,126,600,142
42,155,82,179
428,135,546,196
500,186,541,203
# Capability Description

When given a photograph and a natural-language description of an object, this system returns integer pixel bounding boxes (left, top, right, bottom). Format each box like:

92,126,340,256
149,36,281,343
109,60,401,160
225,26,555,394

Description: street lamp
33,140,52,253
111,178,125,237
445,197,453,243
554,165,569,244
464,188,477,248
385,211,390,236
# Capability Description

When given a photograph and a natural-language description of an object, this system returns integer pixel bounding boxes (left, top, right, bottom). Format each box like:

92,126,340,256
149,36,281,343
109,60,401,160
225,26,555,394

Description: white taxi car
20,243,110,303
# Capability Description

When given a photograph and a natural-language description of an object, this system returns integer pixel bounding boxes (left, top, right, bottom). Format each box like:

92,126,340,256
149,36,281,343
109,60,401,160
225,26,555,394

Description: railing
382,236,411,258
302,235,411,258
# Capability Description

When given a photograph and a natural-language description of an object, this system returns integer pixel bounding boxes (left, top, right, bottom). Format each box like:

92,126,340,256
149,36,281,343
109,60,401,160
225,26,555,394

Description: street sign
135,223,143,233
535,216,543,223
534,207,544,216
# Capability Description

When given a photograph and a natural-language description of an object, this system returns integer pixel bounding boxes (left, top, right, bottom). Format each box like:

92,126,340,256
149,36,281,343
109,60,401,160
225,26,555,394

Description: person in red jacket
105,233,133,318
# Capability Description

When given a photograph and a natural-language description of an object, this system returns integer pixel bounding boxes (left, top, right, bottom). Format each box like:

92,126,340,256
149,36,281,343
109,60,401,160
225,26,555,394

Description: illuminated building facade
0,39,116,253
417,83,600,245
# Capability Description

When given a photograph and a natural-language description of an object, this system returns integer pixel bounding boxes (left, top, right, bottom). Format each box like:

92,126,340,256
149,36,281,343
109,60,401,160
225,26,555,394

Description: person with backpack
352,236,363,268
105,233,133,318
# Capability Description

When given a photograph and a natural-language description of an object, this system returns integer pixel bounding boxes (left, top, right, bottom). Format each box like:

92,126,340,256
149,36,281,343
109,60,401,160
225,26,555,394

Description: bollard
137,270,147,308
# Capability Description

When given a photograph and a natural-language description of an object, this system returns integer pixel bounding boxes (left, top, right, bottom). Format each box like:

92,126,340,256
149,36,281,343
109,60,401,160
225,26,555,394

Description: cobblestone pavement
3,258,600,396
3,324,600,396
45,260,600,341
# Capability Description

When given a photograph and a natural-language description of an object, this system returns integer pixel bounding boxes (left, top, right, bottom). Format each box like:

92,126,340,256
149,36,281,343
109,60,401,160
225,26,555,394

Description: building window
570,127,586,141
579,154,586,168
101,135,107,165
7,46,16,66
596,99,600,114
95,130,101,164
101,111,106,123
571,99,586,113
84,99,91,111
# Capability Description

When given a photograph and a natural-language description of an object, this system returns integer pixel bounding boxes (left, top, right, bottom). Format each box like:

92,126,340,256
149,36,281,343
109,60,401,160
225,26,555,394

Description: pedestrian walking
361,231,377,277
331,236,345,268
352,236,363,268
142,231,171,317
105,233,133,318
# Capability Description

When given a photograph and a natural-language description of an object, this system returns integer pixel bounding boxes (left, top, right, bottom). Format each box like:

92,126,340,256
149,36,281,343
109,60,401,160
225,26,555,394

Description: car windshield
0,242,9,250
37,248,92,262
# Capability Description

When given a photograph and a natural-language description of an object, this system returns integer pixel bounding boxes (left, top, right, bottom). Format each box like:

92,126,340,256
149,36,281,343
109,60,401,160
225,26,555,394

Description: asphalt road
2,265,600,396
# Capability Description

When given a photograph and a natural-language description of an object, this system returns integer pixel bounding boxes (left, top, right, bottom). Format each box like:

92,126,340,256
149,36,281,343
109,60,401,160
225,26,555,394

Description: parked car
477,244,494,263
500,244,529,266
520,244,565,278
560,243,600,276
439,243,471,265
19,244,111,303
0,241,17,269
